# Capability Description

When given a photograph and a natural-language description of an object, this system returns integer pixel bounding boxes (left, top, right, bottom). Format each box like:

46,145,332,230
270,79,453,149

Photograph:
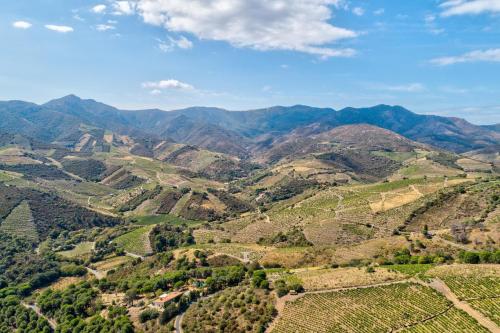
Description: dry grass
456,158,492,172
94,255,132,271
58,242,95,258
50,277,87,291
427,264,500,279
369,187,423,213
294,266,407,291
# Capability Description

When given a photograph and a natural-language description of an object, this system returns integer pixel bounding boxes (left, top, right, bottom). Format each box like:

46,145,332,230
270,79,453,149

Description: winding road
22,302,57,330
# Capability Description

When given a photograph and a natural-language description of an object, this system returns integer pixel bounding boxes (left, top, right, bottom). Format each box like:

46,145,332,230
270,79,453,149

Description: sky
1,0,500,124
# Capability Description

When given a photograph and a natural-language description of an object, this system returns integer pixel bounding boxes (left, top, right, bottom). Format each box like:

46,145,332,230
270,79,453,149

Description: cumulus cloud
431,48,500,65
45,25,74,33
92,4,107,14
374,8,385,15
134,0,357,58
142,79,194,91
352,7,365,16
440,0,500,16
158,36,193,52
96,24,115,31
112,1,136,15
12,21,32,29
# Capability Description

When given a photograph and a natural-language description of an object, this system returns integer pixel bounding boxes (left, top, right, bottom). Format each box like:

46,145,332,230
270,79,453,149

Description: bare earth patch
295,266,407,291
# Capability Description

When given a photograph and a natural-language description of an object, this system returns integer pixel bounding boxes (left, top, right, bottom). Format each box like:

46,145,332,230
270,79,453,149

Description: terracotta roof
156,291,183,303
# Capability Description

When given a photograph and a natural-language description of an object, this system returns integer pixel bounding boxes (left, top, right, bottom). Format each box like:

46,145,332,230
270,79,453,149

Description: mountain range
1,95,498,159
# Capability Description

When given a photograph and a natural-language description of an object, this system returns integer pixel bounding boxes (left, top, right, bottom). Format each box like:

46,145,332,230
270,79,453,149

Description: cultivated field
427,264,500,326
114,225,154,256
57,241,95,258
0,200,38,242
289,266,406,291
271,283,486,333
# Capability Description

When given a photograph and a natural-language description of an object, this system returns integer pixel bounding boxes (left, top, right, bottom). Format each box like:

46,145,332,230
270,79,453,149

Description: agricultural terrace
230,177,466,246
0,200,38,243
114,225,154,256
427,264,500,326
284,266,407,291
271,283,486,333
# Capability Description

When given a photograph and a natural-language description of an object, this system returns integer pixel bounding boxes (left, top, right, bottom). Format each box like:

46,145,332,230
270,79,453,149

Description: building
152,291,183,309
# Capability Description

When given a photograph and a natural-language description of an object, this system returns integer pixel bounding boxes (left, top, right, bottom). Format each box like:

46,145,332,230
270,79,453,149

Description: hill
0,96,498,156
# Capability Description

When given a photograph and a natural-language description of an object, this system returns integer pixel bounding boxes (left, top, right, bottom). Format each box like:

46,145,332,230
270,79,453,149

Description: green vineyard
0,200,38,243
428,266,500,325
401,307,488,333
271,283,486,333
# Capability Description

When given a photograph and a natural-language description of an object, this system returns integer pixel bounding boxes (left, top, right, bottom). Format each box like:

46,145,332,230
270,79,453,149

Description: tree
124,289,138,305
252,271,267,288
460,251,480,264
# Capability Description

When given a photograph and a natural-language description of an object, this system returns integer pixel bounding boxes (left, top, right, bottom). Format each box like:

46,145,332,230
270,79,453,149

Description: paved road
174,313,185,333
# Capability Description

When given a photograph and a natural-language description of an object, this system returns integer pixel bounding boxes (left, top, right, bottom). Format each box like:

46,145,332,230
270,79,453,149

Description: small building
152,291,183,308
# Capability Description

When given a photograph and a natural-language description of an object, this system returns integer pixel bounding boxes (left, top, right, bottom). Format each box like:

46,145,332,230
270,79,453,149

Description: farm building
152,291,183,308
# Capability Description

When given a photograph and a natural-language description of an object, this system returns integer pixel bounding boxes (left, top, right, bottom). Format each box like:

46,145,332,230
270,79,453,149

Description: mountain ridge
1,95,498,155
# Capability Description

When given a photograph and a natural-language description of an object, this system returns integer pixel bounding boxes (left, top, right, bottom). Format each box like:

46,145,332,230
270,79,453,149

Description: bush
139,309,159,323
60,263,87,277
460,251,480,264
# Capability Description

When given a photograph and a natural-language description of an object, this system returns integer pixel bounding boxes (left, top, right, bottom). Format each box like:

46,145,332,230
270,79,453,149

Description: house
152,291,183,308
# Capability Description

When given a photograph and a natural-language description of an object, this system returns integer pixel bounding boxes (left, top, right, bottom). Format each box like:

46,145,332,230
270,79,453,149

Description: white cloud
45,25,74,33
142,79,194,91
92,4,107,14
377,83,426,92
440,0,500,16
150,89,162,95
13,21,32,29
431,48,500,65
135,0,357,58
96,24,115,31
112,1,136,15
425,14,436,23
374,8,385,15
352,7,365,16
73,14,85,22
424,14,445,35
158,36,193,52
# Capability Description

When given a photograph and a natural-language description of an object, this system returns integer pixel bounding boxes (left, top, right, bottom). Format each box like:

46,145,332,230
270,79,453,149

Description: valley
0,96,498,333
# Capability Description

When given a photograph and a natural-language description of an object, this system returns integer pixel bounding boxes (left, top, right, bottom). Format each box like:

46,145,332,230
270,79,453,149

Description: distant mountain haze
0,95,498,156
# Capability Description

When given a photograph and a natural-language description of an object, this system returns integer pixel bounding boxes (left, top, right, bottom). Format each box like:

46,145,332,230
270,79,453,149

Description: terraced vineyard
114,225,154,256
271,283,485,333
0,200,38,242
401,307,488,333
427,265,500,326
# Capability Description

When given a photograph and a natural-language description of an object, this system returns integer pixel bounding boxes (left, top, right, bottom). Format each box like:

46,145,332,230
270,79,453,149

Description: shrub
139,309,159,323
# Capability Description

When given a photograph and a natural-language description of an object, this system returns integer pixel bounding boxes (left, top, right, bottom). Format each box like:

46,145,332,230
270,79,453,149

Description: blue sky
1,0,500,124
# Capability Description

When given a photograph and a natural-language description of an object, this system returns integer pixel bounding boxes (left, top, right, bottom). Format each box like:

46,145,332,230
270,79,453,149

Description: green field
114,225,154,256
57,241,95,258
372,151,417,162
0,200,38,243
